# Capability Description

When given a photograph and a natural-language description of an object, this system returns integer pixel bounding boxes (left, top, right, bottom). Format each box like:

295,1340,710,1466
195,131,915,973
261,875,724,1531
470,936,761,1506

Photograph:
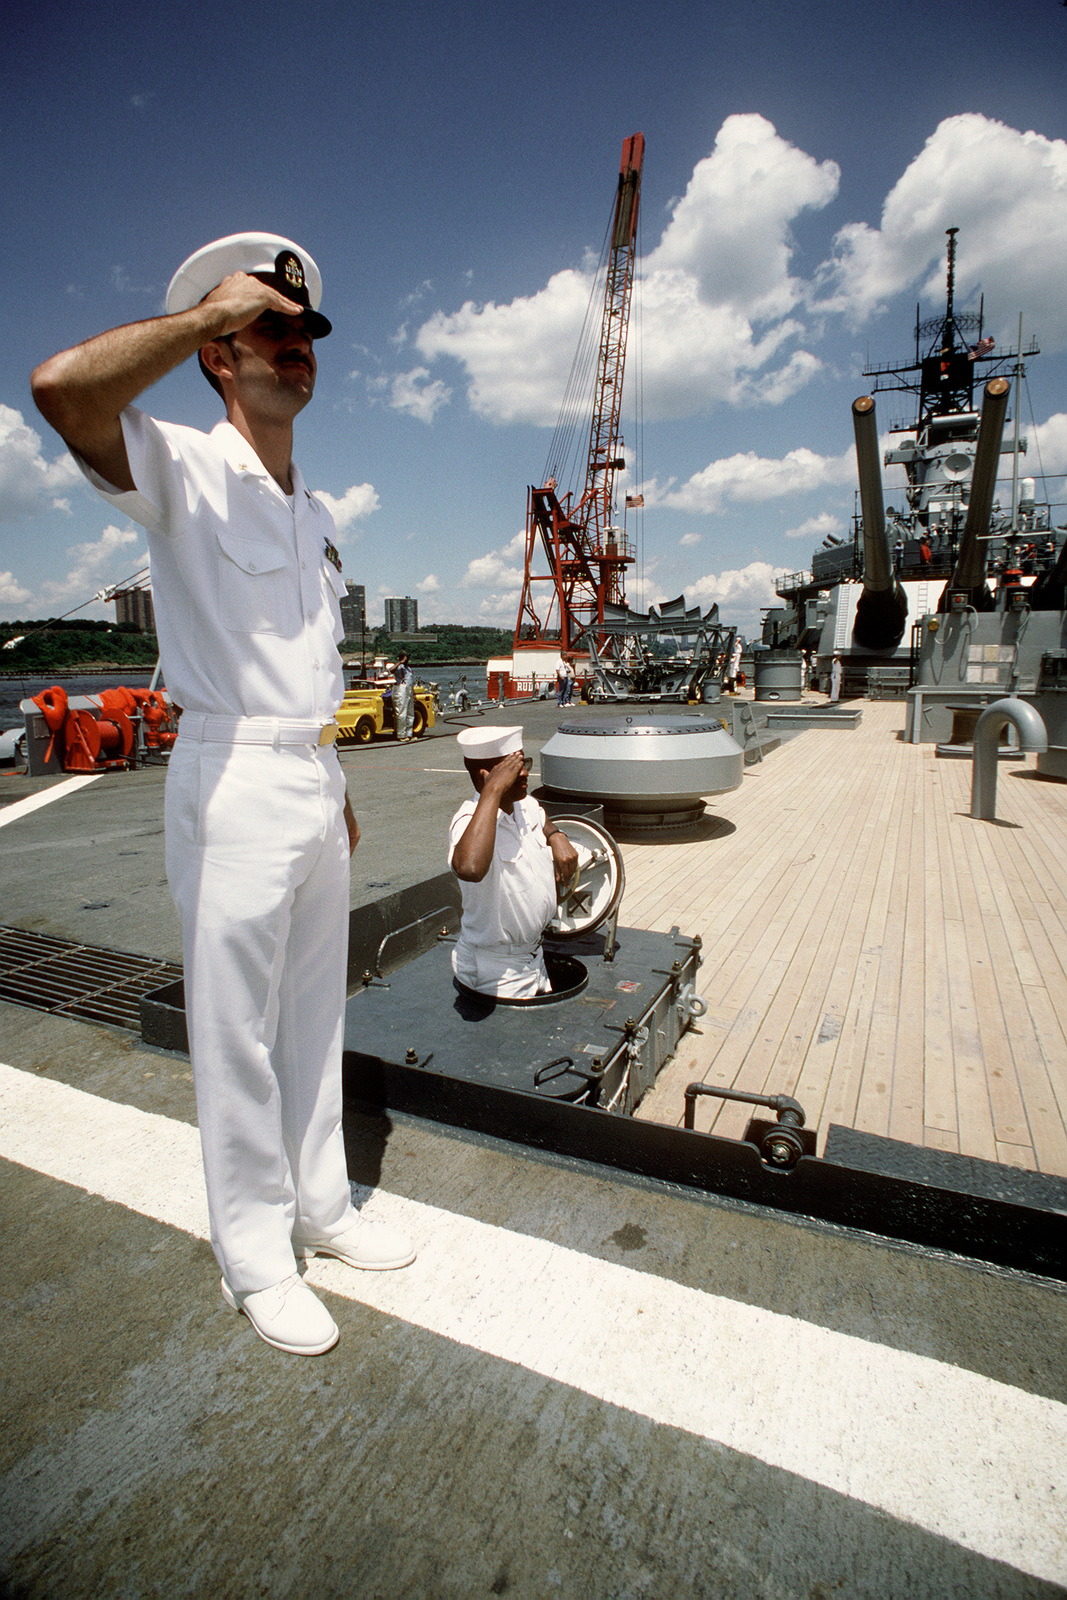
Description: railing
589,531,635,562
774,571,812,596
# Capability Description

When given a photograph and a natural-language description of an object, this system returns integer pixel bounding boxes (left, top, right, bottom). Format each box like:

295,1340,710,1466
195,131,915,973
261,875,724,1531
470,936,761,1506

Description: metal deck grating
0,925,183,1032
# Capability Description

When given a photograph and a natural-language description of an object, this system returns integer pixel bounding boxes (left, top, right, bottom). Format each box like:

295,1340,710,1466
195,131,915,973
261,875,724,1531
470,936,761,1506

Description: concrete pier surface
2,695,1066,1596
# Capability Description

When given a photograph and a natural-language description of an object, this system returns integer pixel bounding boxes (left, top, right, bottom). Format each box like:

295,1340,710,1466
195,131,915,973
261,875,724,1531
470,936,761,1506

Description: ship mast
863,227,1036,432
513,134,644,654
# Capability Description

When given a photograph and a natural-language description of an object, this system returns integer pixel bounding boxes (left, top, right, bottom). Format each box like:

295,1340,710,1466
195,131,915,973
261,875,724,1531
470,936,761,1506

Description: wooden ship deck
628,698,1067,1178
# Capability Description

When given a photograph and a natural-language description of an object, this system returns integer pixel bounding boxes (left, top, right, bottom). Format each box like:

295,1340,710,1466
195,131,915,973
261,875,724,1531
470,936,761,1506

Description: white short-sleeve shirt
75,407,347,719
448,796,557,951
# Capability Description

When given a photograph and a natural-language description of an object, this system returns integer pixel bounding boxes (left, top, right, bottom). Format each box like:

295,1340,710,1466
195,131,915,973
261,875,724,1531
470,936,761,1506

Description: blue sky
3,0,1067,638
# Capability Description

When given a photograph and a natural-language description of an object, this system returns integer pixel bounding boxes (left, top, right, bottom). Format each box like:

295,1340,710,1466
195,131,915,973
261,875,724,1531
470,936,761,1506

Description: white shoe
294,1214,417,1271
220,1273,339,1355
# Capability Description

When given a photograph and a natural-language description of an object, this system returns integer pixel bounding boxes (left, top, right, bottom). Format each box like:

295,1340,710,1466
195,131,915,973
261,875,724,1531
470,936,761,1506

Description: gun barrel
852,396,891,592
851,396,908,650
953,378,1010,592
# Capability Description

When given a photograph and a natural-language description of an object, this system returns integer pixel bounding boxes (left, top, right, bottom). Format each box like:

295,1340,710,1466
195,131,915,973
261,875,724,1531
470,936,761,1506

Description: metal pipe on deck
970,697,1047,821
942,377,1011,607
851,396,909,649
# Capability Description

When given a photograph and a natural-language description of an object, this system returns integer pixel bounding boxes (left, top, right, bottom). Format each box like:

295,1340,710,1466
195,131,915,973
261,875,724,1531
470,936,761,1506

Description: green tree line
0,619,159,672
1,618,513,674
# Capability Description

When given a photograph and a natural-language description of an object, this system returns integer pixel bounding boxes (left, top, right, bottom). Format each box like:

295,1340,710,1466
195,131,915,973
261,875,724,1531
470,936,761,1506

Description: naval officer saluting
32,233,416,1356
449,727,579,998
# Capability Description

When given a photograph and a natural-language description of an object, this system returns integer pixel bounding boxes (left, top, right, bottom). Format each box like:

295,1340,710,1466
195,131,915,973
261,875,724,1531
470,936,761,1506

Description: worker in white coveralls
31,233,416,1357
393,650,415,741
449,726,579,998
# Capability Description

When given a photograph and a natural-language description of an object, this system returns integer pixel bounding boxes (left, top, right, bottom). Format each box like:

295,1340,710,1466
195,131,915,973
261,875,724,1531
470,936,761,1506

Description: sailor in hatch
449,727,579,998
31,232,416,1359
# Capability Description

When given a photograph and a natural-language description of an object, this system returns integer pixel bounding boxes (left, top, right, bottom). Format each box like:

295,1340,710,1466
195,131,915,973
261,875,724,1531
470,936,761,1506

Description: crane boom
513,134,644,654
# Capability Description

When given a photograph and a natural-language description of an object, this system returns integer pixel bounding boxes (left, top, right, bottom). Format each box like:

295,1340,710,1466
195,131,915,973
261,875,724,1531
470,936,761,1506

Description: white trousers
165,737,356,1292
394,681,414,739
452,938,550,999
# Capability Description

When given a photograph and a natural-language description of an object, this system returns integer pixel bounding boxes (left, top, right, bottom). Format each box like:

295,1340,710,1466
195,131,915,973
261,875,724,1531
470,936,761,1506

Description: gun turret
938,377,1010,612
851,396,909,649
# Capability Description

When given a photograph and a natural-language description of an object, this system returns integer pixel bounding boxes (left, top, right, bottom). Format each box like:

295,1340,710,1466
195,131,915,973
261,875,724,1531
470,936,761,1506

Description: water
1,661,492,732
0,669,158,732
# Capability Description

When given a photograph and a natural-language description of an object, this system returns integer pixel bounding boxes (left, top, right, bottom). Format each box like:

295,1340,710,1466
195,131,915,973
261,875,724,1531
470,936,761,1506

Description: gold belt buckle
318,722,340,746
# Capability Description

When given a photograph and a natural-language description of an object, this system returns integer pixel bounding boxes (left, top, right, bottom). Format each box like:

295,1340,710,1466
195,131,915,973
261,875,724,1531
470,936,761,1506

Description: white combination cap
456,726,523,761
165,232,331,337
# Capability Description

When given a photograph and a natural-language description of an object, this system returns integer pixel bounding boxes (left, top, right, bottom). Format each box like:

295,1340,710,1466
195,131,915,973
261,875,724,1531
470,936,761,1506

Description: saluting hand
482,750,526,800
201,272,305,339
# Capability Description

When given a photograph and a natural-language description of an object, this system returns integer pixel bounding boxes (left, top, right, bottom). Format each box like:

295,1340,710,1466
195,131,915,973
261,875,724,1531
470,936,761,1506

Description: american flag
968,336,996,361
625,493,644,508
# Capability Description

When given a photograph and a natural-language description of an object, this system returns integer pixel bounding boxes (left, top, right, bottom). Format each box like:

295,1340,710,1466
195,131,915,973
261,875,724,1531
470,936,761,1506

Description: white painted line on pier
0,1058,1063,1586
0,774,103,829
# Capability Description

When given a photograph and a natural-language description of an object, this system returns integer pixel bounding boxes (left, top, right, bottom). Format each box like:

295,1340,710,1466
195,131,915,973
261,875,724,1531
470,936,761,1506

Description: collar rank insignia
324,538,343,573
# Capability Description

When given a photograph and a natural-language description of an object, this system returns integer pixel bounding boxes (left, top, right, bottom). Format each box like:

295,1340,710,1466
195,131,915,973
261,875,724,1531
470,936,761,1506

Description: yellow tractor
335,679,437,744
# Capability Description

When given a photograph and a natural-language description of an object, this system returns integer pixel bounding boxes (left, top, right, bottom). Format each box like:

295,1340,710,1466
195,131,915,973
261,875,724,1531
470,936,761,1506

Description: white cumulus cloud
0,571,32,605
416,573,440,594
38,524,144,606
0,405,81,521
1029,412,1067,477
455,531,527,627
418,270,593,426
461,530,526,591
786,511,846,542
647,445,855,515
663,561,780,637
680,531,703,547
389,366,452,424
416,115,837,425
643,113,839,321
411,111,1067,434
816,115,1067,347
313,482,380,538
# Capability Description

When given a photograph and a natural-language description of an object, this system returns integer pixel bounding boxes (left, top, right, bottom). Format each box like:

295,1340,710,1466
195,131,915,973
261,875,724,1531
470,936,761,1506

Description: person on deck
726,636,743,693
393,650,415,740
449,727,578,998
30,232,416,1358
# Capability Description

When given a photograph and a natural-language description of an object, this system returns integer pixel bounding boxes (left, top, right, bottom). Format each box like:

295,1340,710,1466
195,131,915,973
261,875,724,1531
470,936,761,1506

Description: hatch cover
0,925,182,1033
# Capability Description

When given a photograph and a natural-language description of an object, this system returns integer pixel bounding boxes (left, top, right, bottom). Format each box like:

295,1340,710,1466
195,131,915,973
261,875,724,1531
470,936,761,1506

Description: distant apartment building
383,596,418,634
339,582,366,639
112,586,156,633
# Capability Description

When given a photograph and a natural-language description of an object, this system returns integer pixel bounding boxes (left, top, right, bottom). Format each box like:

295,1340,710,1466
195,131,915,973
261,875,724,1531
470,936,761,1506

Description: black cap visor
249,271,331,338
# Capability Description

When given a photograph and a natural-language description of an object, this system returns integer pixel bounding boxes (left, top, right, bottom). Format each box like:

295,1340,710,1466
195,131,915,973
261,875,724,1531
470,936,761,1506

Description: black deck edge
823,1124,1067,1212
343,1053,1067,1282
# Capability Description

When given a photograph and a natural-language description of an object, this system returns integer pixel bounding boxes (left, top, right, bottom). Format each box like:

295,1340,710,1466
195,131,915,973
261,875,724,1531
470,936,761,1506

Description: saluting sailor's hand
200,272,305,338
483,750,526,799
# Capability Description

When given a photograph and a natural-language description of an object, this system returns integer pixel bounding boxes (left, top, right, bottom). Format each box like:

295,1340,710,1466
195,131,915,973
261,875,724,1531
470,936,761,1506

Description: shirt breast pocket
216,531,298,636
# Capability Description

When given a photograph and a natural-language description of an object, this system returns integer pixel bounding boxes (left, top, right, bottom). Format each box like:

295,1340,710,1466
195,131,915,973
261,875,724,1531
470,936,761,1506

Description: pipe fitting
970,697,1047,821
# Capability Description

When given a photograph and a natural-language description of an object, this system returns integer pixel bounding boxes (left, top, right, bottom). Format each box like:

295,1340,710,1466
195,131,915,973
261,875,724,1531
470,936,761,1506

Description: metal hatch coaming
343,925,702,1116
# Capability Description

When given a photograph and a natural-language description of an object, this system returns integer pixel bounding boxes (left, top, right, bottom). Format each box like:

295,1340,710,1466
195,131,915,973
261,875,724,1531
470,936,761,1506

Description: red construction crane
513,133,644,655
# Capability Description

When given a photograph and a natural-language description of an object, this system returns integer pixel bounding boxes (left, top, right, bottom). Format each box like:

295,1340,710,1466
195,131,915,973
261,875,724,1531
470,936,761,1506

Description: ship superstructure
769,229,1063,691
